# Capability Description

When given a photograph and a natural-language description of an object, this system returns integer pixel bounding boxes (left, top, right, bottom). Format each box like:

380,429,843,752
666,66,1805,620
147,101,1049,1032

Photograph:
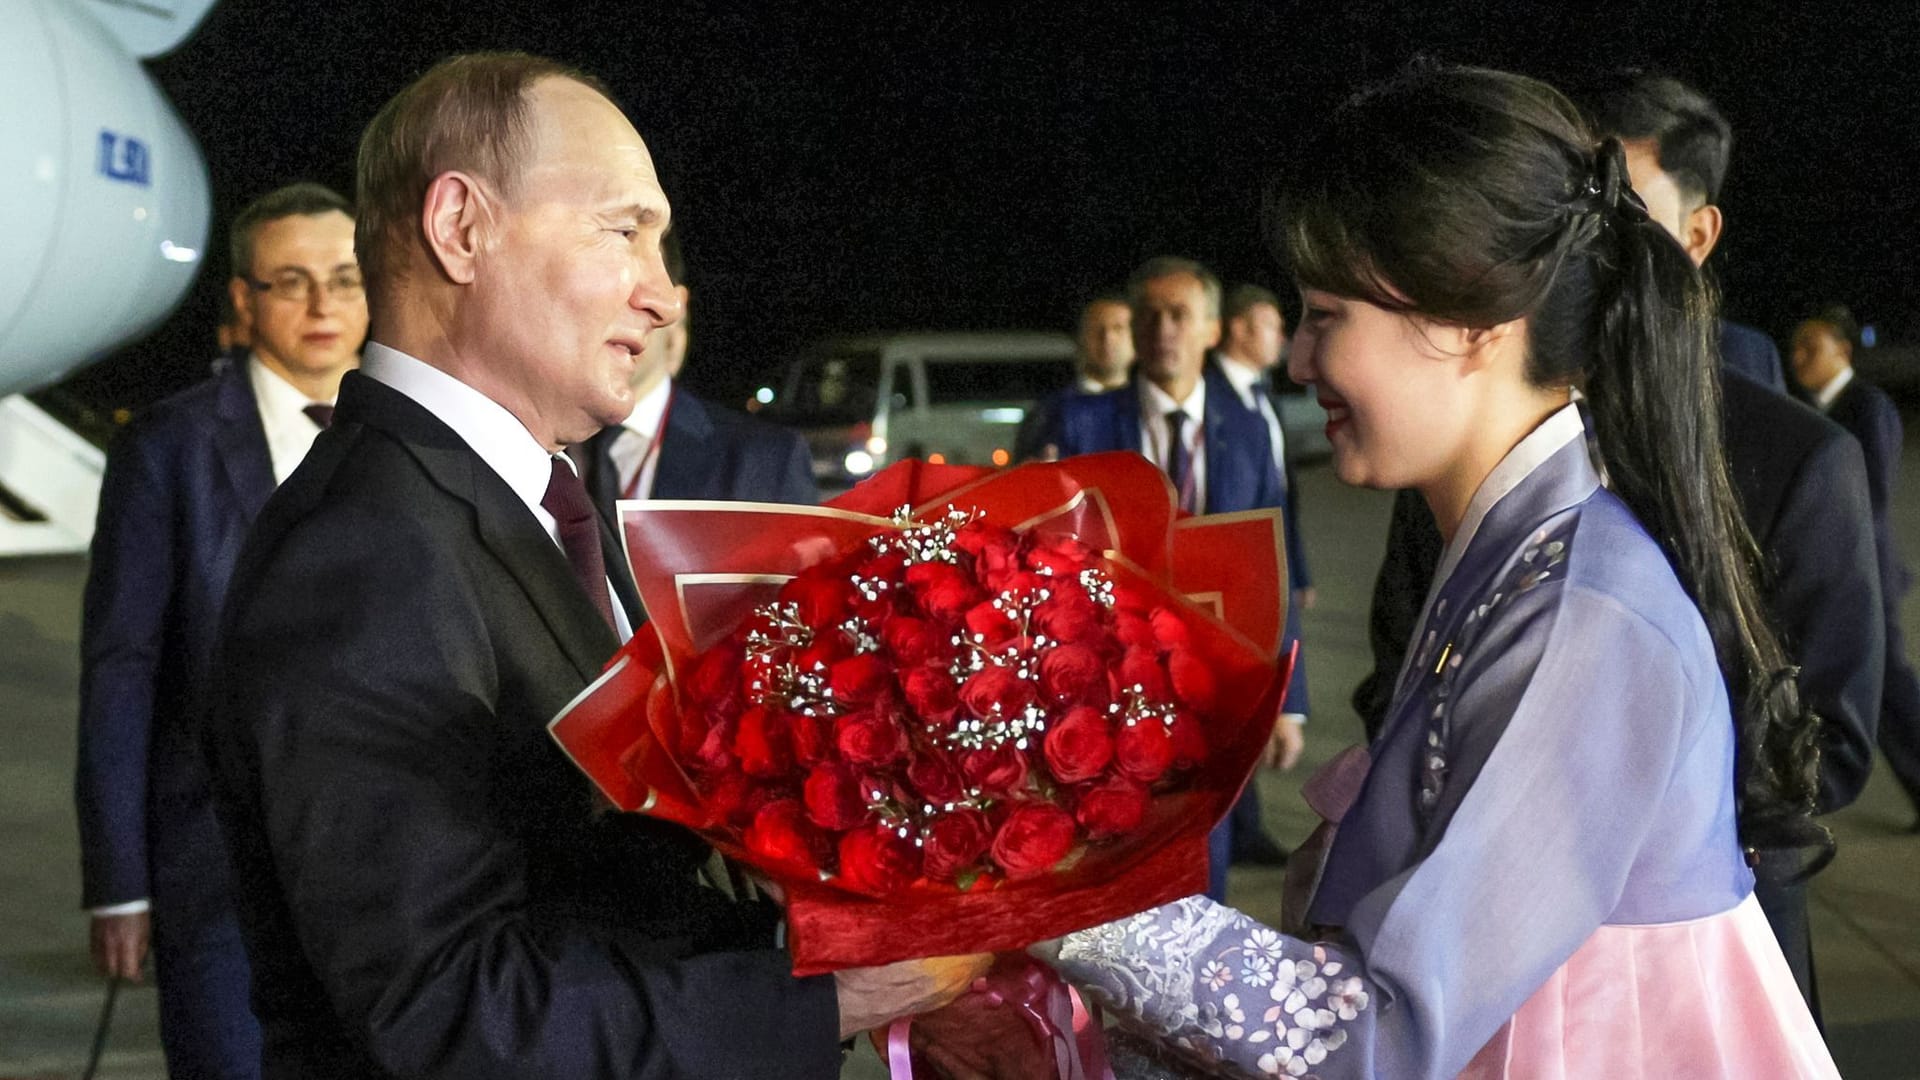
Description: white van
760,332,1077,491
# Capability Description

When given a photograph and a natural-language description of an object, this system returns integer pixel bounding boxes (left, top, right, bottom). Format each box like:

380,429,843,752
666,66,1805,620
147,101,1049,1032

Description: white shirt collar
1215,354,1264,407
1813,365,1855,411
358,342,557,518
620,376,673,439
1077,374,1113,395
248,354,334,484
1139,373,1206,421
1429,401,1586,594
248,352,324,416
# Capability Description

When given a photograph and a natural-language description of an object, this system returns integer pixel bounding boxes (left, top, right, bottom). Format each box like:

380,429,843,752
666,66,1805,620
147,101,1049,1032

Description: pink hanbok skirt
1462,892,1839,1078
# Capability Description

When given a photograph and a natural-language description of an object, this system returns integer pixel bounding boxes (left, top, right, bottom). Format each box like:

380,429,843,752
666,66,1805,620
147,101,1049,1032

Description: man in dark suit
1047,256,1309,901
76,182,367,1079
576,237,817,516
1012,292,1133,462
1792,307,1920,830
204,55,974,1078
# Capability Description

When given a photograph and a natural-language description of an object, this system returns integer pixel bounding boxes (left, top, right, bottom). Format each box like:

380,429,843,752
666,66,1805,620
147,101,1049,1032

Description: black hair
1222,283,1283,324
1127,256,1222,319
1805,303,1860,350
1269,63,1828,870
229,182,353,280
1576,69,1732,205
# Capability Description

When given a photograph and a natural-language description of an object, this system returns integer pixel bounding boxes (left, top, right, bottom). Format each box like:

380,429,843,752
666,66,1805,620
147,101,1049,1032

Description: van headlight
844,449,876,475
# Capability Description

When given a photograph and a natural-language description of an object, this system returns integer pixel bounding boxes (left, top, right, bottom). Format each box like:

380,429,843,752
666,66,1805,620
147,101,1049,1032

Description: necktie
303,403,335,429
541,456,616,630
1164,409,1195,513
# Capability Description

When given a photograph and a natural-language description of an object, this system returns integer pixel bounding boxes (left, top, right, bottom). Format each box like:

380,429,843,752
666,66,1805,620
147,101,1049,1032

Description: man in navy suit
1792,307,1920,831
76,182,368,1079
1013,293,1134,462
577,236,817,516
1047,256,1309,901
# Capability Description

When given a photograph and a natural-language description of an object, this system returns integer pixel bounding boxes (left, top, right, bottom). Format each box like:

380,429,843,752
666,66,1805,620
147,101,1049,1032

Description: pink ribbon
887,961,1113,1080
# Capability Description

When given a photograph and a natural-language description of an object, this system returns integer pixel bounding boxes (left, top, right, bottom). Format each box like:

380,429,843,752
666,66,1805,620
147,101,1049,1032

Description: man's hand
90,912,150,982
834,954,993,1039
1263,714,1306,771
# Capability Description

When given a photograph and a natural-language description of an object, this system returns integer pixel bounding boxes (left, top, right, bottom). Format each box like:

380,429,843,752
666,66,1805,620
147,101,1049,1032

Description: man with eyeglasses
75,181,367,1079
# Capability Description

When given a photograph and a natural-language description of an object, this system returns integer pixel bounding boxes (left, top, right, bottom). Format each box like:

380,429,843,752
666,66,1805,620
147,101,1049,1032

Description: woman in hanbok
1030,64,1840,1078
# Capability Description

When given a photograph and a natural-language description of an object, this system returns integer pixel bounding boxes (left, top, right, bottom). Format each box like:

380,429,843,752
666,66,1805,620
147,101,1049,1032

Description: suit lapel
211,361,277,520
335,373,621,682
1112,381,1145,454
650,388,715,501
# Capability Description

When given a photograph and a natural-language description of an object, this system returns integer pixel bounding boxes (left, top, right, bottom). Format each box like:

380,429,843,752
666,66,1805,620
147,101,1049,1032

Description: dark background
58,0,1920,414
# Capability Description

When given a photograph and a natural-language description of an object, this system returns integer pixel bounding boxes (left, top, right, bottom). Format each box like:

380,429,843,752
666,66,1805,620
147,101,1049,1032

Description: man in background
1014,292,1133,461
76,181,367,1079
1217,283,1314,615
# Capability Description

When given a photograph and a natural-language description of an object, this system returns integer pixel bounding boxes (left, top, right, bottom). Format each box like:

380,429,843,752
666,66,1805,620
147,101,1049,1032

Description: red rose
902,666,959,722
686,641,744,710
1115,719,1174,782
1108,579,1159,614
989,803,1077,880
1114,649,1170,700
923,807,993,881
1024,535,1095,578
883,615,946,667
961,744,1031,796
1113,611,1157,651
1149,607,1191,652
796,634,853,674
1033,592,1103,645
703,771,757,826
963,601,1021,650
837,824,921,895
1043,705,1113,783
1039,643,1108,706
960,664,1034,719
1168,709,1209,768
836,710,910,767
1076,776,1150,836
1166,648,1217,712
907,561,983,622
973,536,1025,593
780,569,852,629
830,652,894,706
746,799,823,869
789,711,831,766
732,705,792,778
856,549,909,588
803,763,870,831
907,754,965,805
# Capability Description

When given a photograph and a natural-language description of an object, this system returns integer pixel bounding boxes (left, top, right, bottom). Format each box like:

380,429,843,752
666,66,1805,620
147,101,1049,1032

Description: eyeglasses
246,270,365,303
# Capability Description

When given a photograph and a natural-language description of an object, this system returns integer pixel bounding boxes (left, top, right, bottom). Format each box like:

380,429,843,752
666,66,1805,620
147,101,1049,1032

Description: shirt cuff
90,899,150,917
1281,712,1307,726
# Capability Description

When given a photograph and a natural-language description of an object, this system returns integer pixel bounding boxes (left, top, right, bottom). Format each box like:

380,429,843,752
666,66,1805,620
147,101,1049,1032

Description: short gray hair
1127,256,1221,319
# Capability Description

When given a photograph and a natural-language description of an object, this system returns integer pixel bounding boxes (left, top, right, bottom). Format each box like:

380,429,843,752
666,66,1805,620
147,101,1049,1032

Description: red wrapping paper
549,452,1293,975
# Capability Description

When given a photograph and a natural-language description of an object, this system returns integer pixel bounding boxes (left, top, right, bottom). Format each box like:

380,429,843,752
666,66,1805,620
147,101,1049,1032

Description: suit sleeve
776,428,822,505
1766,433,1882,811
75,426,175,909
1283,461,1311,588
224,507,840,1078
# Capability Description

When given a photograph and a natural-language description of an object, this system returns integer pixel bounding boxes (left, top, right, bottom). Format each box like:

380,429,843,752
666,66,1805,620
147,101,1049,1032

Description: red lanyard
620,388,674,500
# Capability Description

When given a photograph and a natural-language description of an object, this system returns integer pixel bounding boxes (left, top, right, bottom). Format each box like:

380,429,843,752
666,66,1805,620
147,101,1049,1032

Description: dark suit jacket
78,358,273,914
1721,320,1787,395
1355,375,1882,811
579,386,817,521
1826,374,1909,606
205,371,838,1079
1048,364,1309,713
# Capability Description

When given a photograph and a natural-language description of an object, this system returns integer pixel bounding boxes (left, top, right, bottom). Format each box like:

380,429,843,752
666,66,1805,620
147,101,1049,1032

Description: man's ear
420,171,493,285
1681,203,1723,266
227,277,254,324
1204,317,1222,350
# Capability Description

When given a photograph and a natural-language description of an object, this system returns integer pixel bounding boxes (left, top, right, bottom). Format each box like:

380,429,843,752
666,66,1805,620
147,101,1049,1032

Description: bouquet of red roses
550,453,1292,976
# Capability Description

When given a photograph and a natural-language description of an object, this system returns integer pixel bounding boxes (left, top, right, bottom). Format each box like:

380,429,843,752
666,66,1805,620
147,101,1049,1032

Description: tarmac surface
4,453,1917,1078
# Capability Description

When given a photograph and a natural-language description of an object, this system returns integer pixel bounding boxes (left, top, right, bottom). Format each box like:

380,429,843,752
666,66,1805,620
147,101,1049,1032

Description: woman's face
1287,288,1481,492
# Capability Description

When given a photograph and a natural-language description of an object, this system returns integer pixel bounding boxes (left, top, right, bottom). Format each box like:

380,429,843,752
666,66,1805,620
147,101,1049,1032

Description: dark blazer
205,371,839,1079
579,386,818,521
1721,319,1788,395
78,358,273,912
1048,364,1309,713
1826,374,1908,603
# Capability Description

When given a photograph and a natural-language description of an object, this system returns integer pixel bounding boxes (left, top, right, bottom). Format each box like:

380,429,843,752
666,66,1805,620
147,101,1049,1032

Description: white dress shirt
1217,356,1288,484
1137,376,1208,513
1812,365,1855,412
361,342,632,642
249,355,334,484
607,377,673,500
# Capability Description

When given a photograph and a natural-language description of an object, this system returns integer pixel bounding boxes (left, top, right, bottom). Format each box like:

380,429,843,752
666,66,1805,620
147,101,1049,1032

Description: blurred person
1218,282,1315,613
1013,292,1133,461
216,287,250,361
202,53,979,1078
1793,305,1920,831
76,181,368,1079
576,233,817,516
1044,256,1309,896
1351,69,1883,1019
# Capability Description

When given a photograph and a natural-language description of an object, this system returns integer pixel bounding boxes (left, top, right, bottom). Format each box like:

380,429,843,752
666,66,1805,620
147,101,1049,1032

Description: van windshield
766,350,883,426
924,356,1076,406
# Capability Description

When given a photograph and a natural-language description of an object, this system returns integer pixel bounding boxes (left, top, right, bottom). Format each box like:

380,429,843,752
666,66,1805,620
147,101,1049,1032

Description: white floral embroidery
1201,959,1234,990
1241,955,1275,987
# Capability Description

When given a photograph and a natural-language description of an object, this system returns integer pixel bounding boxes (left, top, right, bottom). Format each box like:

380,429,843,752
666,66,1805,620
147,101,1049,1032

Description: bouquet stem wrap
550,454,1293,974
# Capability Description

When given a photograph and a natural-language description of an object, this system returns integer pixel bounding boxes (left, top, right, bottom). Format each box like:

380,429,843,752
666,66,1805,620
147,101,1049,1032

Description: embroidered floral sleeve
1051,895,1374,1078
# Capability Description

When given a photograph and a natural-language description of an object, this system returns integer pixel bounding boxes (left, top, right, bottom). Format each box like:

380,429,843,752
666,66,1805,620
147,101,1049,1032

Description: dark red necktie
541,456,616,630
303,403,335,429
1164,409,1196,513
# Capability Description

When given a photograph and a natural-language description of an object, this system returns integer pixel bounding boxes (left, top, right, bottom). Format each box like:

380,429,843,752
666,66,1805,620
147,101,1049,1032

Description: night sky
60,0,1920,413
